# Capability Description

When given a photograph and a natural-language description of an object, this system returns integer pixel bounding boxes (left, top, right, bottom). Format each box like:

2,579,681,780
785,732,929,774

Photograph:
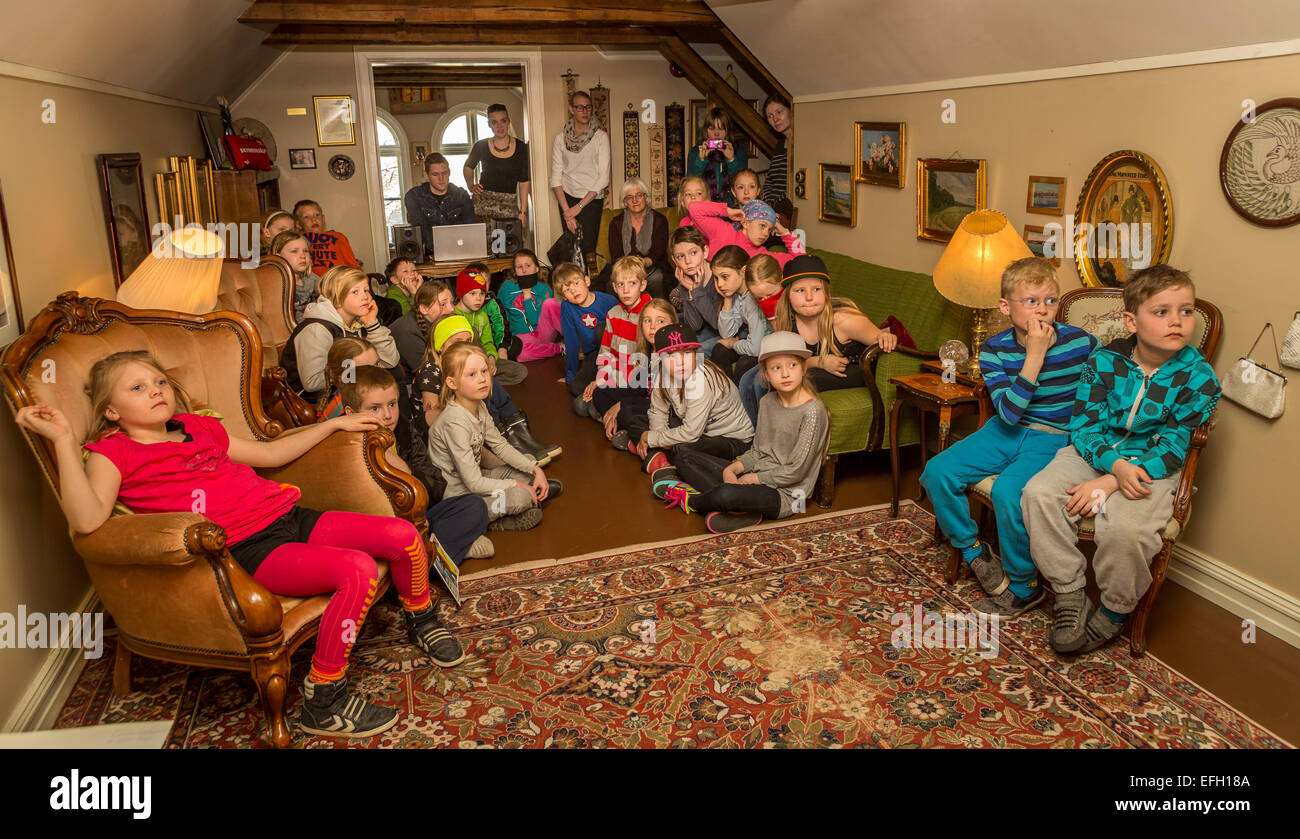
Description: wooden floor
466,356,1300,746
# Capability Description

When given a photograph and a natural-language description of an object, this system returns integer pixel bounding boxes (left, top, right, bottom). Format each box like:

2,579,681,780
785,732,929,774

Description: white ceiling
707,0,1300,97
0,0,279,105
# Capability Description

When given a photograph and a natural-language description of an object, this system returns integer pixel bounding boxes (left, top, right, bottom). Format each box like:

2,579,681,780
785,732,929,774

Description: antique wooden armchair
949,287,1222,657
1,294,432,747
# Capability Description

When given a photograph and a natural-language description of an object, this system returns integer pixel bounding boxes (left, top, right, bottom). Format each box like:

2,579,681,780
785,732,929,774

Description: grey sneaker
466,535,495,559
1076,607,1125,654
1050,588,1091,653
972,586,1045,618
488,508,543,531
967,544,1010,597
610,429,629,450
299,677,398,739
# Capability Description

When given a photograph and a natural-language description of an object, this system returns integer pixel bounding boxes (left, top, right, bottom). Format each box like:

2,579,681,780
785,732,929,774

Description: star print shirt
561,290,618,384
83,413,299,545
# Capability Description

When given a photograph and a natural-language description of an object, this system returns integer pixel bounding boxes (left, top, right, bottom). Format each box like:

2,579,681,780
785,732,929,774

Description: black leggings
710,344,758,383
564,193,604,261
674,449,783,518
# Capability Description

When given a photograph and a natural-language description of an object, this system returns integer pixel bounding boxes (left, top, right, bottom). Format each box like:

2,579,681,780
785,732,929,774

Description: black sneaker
706,511,763,533
404,603,467,667
508,336,524,360
298,677,399,738
544,479,563,501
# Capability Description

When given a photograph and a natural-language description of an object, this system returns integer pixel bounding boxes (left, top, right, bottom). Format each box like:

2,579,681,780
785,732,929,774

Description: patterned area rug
55,503,1290,749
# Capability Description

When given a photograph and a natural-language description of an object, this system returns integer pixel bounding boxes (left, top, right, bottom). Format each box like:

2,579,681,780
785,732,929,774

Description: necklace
492,136,512,153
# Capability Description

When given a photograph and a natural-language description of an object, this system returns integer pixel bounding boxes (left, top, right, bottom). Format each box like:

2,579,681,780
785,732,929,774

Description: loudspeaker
488,218,524,257
392,224,425,262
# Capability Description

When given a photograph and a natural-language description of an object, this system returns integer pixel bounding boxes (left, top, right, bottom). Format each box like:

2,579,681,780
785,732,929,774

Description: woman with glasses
549,90,610,263
599,177,670,298
465,103,531,230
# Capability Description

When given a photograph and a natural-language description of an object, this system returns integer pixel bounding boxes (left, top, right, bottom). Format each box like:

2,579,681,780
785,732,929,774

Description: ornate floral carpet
55,503,1289,749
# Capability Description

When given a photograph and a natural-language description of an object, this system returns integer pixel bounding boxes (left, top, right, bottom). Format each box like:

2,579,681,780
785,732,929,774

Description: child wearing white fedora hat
654,331,829,533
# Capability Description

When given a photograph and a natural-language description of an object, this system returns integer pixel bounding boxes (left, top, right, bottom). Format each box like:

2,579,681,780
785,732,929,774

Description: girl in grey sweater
654,331,829,534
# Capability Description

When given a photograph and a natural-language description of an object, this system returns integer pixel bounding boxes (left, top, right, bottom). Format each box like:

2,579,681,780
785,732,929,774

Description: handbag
546,228,587,275
1221,322,1287,419
1280,311,1300,369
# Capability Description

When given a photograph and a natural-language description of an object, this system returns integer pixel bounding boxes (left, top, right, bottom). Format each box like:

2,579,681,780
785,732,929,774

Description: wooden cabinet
213,169,281,224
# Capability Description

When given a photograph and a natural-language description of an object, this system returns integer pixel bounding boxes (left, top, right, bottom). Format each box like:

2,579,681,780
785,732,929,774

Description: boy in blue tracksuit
555,262,618,396
1023,265,1220,654
920,257,1098,618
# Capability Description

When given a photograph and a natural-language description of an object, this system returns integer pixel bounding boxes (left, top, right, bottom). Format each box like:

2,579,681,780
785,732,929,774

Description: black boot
499,411,562,466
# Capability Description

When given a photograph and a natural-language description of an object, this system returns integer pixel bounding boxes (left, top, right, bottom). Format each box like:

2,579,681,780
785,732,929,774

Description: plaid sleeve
1133,375,1221,480
1070,357,1122,473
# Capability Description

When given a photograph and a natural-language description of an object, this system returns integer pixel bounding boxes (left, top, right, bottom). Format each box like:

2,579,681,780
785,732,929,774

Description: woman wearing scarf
599,177,670,298
550,89,610,263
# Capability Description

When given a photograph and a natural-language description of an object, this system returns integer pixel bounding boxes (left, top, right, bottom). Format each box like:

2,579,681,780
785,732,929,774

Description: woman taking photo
550,89,610,260
687,107,748,203
464,103,530,230
600,177,670,298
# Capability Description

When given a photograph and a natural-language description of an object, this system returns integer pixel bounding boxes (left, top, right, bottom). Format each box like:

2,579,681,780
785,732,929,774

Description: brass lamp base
957,307,991,379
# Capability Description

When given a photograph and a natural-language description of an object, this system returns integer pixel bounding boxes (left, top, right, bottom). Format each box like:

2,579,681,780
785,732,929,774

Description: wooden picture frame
154,171,183,228
289,148,317,169
0,178,24,345
96,153,152,288
314,95,356,146
1219,97,1300,227
854,121,906,188
197,112,234,170
817,163,856,226
1023,224,1061,266
1026,175,1066,215
917,158,986,242
1073,149,1173,287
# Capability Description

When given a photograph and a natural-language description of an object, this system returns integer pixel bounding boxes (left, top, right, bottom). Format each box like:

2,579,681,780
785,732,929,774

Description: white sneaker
467,535,495,559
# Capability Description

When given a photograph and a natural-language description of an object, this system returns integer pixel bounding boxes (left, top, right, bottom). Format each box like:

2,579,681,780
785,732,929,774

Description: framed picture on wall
854,121,906,188
0,179,26,345
817,163,856,226
1073,149,1173,287
314,95,356,146
917,158,986,242
1026,175,1066,215
96,153,152,287
1023,224,1061,266
289,148,317,169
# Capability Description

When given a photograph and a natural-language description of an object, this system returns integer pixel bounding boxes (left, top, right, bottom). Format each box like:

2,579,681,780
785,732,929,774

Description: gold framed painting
817,163,855,226
1023,224,1061,267
1026,175,1065,215
917,158,986,242
854,121,905,188
0,178,25,345
1072,149,1173,288
314,95,356,146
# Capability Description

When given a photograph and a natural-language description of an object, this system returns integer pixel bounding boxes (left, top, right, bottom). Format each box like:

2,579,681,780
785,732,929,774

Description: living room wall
0,72,208,729
791,53,1300,609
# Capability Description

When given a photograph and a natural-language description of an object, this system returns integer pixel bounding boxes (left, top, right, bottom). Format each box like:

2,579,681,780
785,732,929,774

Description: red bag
223,133,272,170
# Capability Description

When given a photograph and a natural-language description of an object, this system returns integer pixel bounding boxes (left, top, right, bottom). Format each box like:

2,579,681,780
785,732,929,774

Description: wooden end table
888,371,990,519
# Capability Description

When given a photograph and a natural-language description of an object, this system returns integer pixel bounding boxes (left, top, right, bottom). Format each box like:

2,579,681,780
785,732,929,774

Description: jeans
486,379,517,422
426,494,489,567
738,363,769,425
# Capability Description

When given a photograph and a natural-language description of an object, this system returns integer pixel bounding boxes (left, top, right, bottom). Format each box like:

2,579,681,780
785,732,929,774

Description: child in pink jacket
688,199,805,266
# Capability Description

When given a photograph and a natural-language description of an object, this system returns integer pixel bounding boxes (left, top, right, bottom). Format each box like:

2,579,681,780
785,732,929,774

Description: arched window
376,111,407,237
435,104,491,192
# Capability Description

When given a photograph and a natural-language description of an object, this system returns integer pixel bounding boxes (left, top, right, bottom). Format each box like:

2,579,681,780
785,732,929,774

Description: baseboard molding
2,590,103,733
1169,545,1300,650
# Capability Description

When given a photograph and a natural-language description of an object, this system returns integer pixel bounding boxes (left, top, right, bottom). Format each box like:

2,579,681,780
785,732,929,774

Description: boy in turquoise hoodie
1022,265,1220,654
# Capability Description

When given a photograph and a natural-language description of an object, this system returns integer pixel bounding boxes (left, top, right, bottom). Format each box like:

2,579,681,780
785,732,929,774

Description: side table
888,372,986,518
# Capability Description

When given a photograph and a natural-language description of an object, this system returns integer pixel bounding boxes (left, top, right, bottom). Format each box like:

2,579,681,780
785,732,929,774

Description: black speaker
392,224,425,262
488,218,524,257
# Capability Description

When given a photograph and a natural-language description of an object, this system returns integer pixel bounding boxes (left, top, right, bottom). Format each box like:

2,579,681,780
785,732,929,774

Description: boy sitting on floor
919,257,1097,617
1021,265,1220,653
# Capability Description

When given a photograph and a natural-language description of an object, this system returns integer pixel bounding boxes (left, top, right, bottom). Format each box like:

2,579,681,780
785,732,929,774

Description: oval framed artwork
1072,150,1173,288
1219,97,1300,227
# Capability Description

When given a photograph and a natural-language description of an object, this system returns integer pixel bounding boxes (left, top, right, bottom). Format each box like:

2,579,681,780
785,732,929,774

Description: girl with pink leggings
17,350,464,740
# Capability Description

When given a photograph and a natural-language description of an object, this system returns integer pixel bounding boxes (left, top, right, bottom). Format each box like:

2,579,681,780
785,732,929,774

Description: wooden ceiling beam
262,24,667,46
657,34,780,156
714,26,790,106
373,68,524,87
241,0,717,27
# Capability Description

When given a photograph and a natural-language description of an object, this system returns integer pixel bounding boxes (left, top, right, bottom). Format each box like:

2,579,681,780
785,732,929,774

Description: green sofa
806,248,973,505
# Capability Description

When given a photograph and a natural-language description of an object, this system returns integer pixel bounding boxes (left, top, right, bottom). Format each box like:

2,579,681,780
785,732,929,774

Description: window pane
442,115,468,146
475,113,490,143
376,118,396,146
380,153,402,200
445,154,469,192
384,199,404,241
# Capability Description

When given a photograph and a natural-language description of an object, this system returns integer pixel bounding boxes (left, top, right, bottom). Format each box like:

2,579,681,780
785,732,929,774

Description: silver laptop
430,222,488,261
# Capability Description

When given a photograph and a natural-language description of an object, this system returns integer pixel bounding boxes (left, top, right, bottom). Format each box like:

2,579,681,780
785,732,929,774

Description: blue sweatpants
918,419,1068,597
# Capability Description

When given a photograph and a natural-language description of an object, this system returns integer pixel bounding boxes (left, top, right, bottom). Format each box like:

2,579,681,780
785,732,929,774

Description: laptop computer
429,222,489,262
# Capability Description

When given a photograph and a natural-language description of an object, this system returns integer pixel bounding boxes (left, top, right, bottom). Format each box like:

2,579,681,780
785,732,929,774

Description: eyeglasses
1009,297,1059,308
625,193,647,202
572,104,593,112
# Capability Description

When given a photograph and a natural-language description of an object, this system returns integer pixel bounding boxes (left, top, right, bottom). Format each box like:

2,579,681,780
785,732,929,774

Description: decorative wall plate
328,154,356,181
1219,97,1300,227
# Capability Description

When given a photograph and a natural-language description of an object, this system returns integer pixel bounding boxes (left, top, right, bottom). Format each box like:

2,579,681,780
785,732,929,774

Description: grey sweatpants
476,465,536,521
1021,446,1177,614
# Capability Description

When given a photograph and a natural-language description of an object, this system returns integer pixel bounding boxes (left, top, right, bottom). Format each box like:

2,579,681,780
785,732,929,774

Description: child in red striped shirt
577,255,651,418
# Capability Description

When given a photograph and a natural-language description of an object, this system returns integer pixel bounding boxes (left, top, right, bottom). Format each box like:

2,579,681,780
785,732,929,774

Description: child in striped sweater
577,255,651,418
918,257,1098,618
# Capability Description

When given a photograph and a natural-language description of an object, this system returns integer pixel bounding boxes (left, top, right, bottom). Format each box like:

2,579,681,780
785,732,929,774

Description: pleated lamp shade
932,210,1033,309
116,226,225,313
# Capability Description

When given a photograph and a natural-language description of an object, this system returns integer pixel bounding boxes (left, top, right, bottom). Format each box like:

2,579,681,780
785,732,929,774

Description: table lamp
932,209,1032,378
117,226,225,313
